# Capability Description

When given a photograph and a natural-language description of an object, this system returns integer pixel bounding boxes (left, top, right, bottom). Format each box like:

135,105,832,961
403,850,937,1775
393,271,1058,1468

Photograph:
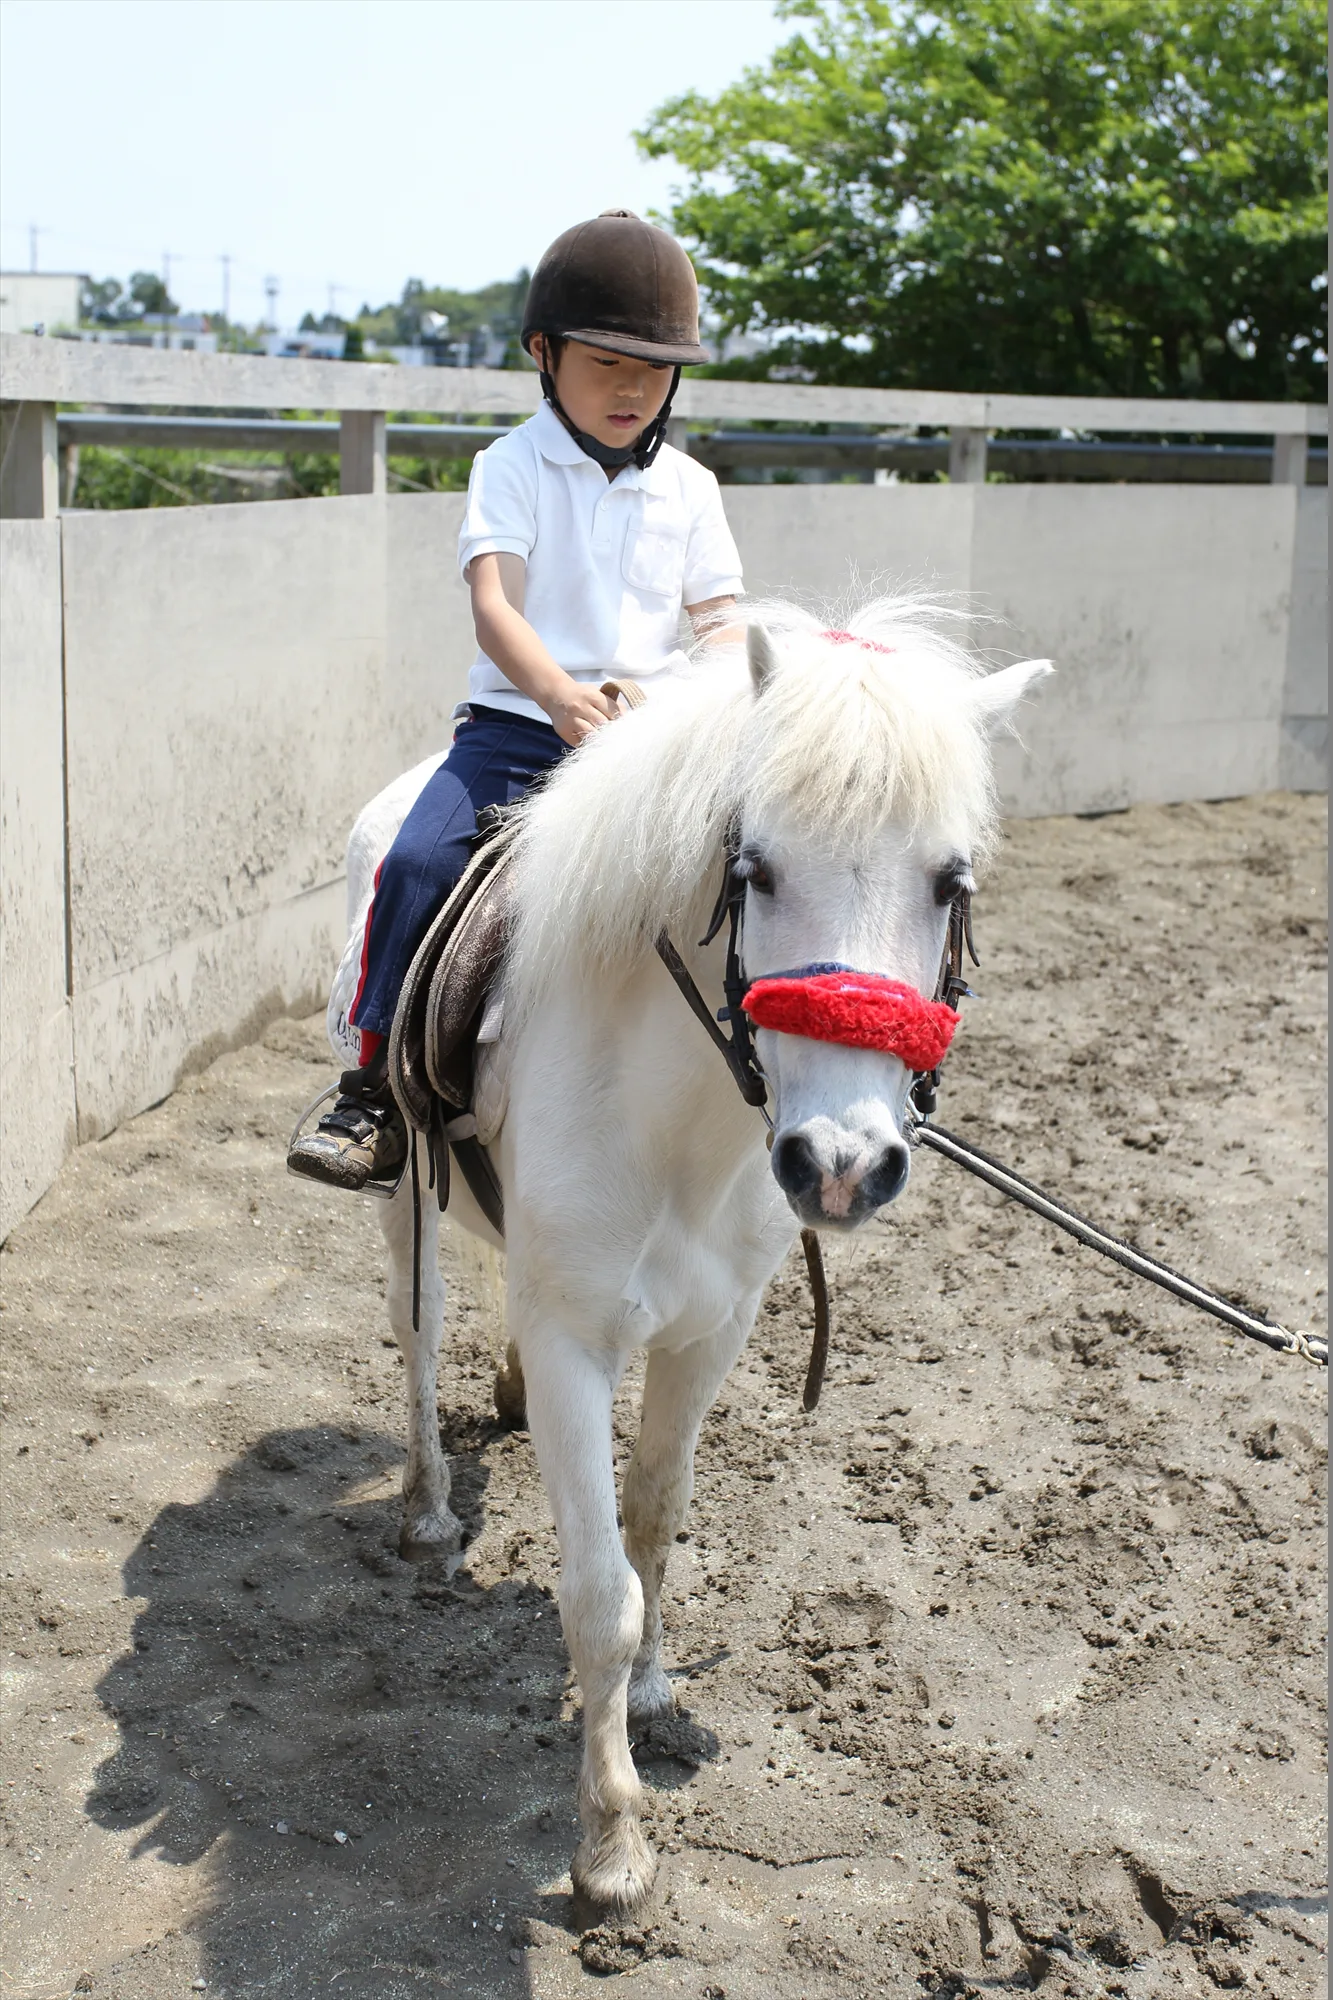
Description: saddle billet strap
451,1133,504,1237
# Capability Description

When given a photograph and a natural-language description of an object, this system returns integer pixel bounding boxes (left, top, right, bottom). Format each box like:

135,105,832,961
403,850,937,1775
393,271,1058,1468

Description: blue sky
0,0,788,326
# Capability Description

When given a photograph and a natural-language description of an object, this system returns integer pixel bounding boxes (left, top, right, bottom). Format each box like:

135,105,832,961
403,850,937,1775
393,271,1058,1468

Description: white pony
343,597,1050,1917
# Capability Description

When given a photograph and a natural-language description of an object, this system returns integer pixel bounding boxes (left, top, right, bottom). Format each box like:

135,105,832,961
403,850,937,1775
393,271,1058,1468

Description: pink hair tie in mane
821,629,895,656
742,964,959,1072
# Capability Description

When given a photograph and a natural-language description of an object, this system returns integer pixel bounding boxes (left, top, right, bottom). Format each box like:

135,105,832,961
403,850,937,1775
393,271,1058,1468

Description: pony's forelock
505,594,1000,1017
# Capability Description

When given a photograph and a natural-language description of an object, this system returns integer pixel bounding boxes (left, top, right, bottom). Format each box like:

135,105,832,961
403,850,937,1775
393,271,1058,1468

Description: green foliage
80,276,124,324
356,272,530,362
638,0,1327,398
68,448,319,509
80,271,179,324
68,443,474,511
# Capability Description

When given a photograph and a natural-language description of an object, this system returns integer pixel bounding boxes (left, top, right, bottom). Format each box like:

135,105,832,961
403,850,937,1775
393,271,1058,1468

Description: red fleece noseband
741,965,960,1071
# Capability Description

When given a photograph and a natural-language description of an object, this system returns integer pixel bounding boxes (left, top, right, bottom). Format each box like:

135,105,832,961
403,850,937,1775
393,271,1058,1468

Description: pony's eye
738,849,775,896
933,861,972,906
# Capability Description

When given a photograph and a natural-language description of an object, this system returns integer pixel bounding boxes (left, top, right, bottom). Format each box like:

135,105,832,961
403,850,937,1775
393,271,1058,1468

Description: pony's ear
747,623,779,696
971,658,1053,737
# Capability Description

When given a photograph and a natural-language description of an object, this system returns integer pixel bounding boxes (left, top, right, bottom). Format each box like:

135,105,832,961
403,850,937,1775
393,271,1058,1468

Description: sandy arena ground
1,793,1327,2000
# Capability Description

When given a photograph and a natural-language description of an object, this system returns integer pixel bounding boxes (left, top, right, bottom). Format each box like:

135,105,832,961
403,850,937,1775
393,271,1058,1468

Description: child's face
535,337,674,451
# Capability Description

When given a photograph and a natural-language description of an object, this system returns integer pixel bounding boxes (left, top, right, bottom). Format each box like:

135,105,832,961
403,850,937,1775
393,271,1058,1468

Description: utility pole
162,250,172,310
264,275,279,330
29,223,42,272
220,254,231,323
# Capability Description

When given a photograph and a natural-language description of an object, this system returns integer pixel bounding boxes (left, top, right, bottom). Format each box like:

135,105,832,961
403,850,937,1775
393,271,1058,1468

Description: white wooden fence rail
2,331,1327,516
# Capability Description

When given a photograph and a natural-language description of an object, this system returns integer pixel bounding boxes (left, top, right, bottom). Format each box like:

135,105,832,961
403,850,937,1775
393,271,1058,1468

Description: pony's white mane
506,594,1000,1016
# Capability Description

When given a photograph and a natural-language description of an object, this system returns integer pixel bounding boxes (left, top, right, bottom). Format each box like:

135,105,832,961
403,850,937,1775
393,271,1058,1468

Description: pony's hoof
398,1508,464,1571
572,1817,658,1922
627,1661,675,1723
493,1354,528,1430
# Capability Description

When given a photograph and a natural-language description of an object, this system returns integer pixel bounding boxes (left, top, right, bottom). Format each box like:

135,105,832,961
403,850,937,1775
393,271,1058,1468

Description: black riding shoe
287,1059,408,1193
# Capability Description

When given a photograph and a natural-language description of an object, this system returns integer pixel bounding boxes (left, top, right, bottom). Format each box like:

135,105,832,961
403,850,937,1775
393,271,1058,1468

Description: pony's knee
560,1557,644,1676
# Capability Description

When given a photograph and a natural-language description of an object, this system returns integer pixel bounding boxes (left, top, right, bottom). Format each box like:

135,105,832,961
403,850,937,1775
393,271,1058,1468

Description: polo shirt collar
531,397,587,466
529,396,658,489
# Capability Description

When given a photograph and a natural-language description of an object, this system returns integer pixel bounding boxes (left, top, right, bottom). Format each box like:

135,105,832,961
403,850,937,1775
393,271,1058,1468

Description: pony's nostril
771,1131,821,1197
863,1140,910,1210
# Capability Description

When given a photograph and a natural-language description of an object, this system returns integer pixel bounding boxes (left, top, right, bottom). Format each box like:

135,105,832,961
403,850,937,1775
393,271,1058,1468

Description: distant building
0,271,85,335
263,329,348,360
371,323,511,369
698,323,772,367
58,324,219,354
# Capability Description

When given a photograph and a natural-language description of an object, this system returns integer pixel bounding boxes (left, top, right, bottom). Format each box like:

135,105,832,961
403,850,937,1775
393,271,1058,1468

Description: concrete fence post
0,401,59,519
339,410,387,495
1271,433,1308,486
948,425,988,483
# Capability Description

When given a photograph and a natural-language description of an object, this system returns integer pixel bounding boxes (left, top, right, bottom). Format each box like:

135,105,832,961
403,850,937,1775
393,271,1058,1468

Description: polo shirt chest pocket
623,506,687,599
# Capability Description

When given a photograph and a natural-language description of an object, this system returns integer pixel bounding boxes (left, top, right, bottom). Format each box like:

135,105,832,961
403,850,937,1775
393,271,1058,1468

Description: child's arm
687,595,743,647
469,553,617,747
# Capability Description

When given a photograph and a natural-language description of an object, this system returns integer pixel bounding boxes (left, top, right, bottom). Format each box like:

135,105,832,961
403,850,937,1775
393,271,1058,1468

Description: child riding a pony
288,210,743,1191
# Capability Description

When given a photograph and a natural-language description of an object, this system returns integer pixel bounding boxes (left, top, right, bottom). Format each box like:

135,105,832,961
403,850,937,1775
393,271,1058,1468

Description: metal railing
47,410,1331,489
2,331,1327,517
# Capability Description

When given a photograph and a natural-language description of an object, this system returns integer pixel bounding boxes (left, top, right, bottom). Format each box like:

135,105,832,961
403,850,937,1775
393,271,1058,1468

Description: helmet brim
527,326,708,367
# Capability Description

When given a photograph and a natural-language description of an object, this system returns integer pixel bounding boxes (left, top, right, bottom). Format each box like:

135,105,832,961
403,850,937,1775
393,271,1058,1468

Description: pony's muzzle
771,1122,910,1228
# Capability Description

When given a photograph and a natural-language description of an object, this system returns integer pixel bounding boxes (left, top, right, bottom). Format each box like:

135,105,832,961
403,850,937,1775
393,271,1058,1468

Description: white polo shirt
457,399,743,724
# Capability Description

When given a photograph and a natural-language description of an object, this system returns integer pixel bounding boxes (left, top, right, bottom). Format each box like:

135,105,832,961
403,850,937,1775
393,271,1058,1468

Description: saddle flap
388,818,519,1132
424,864,512,1109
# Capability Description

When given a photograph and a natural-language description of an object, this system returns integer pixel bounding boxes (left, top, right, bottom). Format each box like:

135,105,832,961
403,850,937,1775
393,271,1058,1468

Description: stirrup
286,1083,409,1200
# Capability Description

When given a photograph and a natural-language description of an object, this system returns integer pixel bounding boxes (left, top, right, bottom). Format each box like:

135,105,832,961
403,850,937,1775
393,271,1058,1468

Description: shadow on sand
83,1421,606,1996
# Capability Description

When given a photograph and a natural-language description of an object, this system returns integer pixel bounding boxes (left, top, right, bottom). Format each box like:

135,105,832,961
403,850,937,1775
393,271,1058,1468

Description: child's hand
546,680,619,747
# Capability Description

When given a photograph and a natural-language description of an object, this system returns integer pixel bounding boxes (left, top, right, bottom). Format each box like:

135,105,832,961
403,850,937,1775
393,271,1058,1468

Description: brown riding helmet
521,210,708,367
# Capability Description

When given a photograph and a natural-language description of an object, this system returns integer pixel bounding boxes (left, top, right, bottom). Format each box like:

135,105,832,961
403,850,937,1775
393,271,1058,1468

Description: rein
663,824,1327,1384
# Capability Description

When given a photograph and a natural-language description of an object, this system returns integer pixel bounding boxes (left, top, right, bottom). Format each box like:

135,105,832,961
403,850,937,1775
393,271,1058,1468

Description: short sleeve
458,433,539,580
681,466,743,604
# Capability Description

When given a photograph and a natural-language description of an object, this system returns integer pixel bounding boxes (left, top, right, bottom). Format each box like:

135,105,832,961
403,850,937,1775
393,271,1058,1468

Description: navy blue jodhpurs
349,705,568,1047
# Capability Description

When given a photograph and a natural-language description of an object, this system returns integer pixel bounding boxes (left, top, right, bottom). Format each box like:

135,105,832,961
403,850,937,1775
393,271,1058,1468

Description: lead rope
910,897,1326,1369
910,1122,1326,1367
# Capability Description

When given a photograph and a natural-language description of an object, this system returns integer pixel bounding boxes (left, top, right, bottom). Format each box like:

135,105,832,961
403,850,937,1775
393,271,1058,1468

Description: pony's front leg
522,1327,655,1918
623,1302,756,1722
380,1165,463,1569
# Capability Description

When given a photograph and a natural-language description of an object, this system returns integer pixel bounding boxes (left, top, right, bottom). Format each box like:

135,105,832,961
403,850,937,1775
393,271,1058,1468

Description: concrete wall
972,485,1311,814
1281,489,1329,791
0,481,1325,1237
0,522,75,1239
722,482,1325,816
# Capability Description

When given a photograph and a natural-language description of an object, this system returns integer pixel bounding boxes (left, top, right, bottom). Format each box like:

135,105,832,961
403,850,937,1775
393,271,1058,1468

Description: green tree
356,272,531,362
124,271,178,320
638,0,1327,399
80,276,123,324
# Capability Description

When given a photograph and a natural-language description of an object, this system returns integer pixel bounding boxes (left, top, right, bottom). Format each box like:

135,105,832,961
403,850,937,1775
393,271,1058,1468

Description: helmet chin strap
539,365,681,471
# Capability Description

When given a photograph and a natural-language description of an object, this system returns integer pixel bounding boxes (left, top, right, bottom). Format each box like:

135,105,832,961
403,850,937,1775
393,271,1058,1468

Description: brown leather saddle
386,805,517,1234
